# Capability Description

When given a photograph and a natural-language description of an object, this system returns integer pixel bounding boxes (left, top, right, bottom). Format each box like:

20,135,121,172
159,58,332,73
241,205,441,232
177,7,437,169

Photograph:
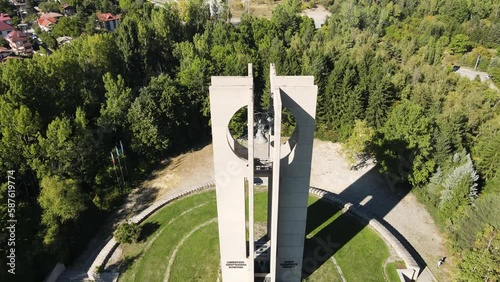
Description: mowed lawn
304,197,389,281
119,191,219,282
118,190,390,281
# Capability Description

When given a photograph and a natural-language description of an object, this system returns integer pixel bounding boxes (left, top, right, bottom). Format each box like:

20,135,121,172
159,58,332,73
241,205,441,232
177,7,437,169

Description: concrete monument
209,64,317,282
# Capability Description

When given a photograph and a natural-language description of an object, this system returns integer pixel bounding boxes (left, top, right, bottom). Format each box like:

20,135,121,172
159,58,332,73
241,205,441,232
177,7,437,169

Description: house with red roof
97,13,120,31
0,21,13,36
4,30,33,56
0,13,12,25
38,12,64,32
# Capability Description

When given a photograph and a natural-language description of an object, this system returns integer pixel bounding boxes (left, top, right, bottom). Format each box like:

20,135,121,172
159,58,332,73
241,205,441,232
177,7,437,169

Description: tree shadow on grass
139,222,161,242
117,253,143,273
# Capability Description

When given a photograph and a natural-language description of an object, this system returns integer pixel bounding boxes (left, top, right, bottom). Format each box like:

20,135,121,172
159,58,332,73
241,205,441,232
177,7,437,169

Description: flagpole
116,146,126,186
120,141,129,178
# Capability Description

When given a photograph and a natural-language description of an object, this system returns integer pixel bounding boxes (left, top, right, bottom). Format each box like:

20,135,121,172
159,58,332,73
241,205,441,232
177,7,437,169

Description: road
454,67,498,90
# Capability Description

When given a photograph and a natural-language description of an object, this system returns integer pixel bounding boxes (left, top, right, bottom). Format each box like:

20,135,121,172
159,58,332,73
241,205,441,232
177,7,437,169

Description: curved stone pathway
86,185,431,282
310,140,449,281
85,182,215,281
309,187,421,280
162,218,218,282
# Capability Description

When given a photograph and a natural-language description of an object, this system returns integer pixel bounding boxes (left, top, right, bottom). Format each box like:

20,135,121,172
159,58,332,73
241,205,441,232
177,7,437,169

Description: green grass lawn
334,226,388,281
304,257,343,282
168,223,220,281
119,191,218,282
304,197,389,281
385,260,406,282
118,190,390,281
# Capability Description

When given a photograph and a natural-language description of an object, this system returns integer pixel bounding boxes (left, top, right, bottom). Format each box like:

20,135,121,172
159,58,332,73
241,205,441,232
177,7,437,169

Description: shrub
114,222,141,244
449,34,472,55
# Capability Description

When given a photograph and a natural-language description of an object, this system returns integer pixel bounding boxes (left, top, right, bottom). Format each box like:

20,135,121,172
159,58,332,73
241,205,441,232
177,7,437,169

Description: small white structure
56,36,72,46
210,64,318,281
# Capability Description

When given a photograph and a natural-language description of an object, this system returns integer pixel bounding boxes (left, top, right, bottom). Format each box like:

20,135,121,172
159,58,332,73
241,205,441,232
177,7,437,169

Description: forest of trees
0,0,499,281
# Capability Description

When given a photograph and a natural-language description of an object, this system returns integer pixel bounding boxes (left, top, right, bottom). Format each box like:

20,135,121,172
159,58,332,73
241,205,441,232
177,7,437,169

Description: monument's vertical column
210,64,317,282
247,64,255,282
269,76,283,282
272,73,318,282
209,66,254,282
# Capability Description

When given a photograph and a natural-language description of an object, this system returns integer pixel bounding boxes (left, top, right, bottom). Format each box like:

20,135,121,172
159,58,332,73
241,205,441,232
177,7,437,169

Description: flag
115,146,120,157
120,141,125,156
111,152,115,165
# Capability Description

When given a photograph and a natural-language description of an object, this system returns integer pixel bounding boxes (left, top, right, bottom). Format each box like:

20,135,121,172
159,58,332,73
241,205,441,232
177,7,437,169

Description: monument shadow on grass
301,161,427,279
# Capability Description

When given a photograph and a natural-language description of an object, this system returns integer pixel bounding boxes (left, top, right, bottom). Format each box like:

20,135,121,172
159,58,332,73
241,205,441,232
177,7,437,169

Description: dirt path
143,144,215,201
301,5,332,28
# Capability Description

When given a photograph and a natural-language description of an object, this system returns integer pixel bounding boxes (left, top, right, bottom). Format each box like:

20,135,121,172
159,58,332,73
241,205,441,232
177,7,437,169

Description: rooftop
0,21,13,32
97,13,120,22
5,30,29,42
0,13,11,22
40,12,64,19
38,17,55,27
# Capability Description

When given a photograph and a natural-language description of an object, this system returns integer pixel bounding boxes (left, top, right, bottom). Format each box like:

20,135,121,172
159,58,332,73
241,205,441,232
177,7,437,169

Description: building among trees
97,13,120,31
4,30,32,55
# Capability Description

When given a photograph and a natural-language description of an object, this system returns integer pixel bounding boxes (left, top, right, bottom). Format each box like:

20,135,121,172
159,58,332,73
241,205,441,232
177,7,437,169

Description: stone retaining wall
87,181,215,280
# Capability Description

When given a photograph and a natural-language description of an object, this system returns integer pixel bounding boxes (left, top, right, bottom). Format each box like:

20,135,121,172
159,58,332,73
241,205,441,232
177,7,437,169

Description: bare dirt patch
142,144,215,201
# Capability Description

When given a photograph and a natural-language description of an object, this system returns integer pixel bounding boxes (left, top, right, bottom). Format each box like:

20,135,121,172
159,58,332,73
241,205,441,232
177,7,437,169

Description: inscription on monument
225,261,247,269
279,260,298,269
